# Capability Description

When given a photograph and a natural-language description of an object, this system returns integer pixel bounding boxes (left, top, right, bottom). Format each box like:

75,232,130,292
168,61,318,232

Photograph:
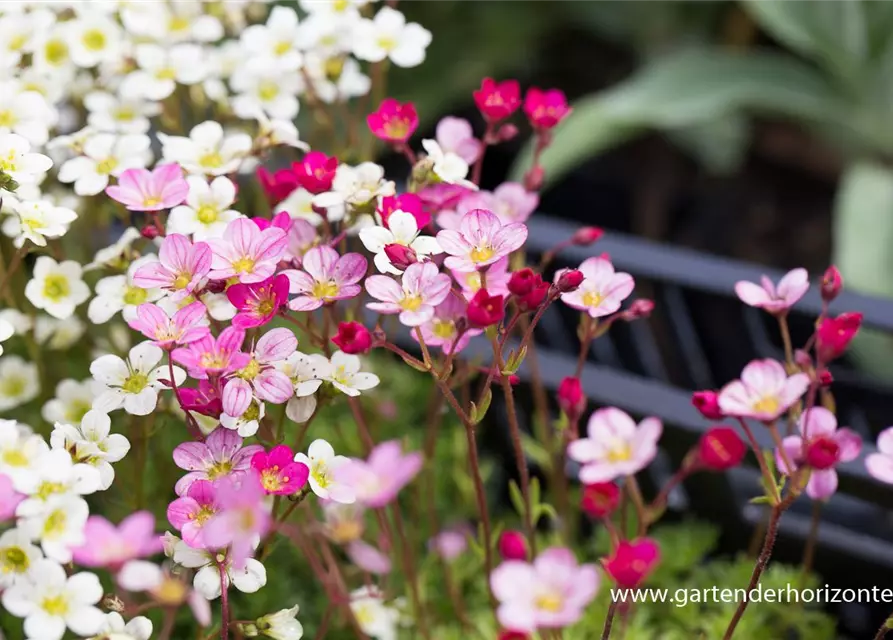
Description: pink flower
429,525,470,561
523,88,572,130
436,116,482,165
285,218,318,265
292,151,338,194
222,328,297,416
415,294,481,353
378,193,430,230
172,326,250,379
491,547,598,633
452,256,511,301
339,440,423,508
127,301,210,349
178,380,223,418
0,474,23,521
203,472,270,568
132,234,211,301
775,407,861,500
867,427,893,485
71,512,162,569
365,261,451,326
734,268,808,314
602,538,660,588
816,312,863,362
346,540,392,575
718,359,809,421
168,479,221,548
436,208,528,272
106,163,189,211
284,245,367,311
367,98,419,144
567,408,662,483
207,218,287,284
439,184,539,229
257,166,299,206
172,427,263,495
226,274,289,329
473,78,521,122
559,256,634,318
251,445,309,496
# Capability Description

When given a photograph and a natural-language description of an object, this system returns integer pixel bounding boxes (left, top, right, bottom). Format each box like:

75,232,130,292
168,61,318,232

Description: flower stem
601,600,619,639
800,500,822,584
0,244,27,305
391,504,431,640
626,475,648,537
217,562,230,640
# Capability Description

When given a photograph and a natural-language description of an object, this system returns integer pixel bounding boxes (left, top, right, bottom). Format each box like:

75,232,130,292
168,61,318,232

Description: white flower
0,308,32,335
90,341,185,416
352,7,431,68
240,6,304,70
32,24,75,75
25,257,90,320
296,10,361,58
88,255,163,324
0,10,55,69
251,108,309,151
120,2,222,44
0,356,39,412
1,559,105,639
0,317,13,356
159,121,252,176
0,419,47,489
57,133,151,196
15,448,101,515
302,54,370,104
294,439,355,504
277,352,331,422
85,227,141,271
84,91,160,135
326,351,379,397
421,139,473,187
0,80,57,146
121,43,208,101
168,176,242,240
173,542,267,600
50,409,130,490
220,398,265,438
349,585,403,640
67,14,123,68
313,163,395,222
231,57,303,122
34,314,87,350
0,132,52,184
275,187,323,226
18,496,89,563
88,612,153,640
257,605,304,640
0,528,43,589
360,211,442,274
3,198,77,248
42,378,103,425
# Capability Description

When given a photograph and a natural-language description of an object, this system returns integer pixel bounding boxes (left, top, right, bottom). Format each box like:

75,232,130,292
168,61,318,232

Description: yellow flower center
82,29,106,51
333,0,348,11
41,594,69,616
0,110,15,128
207,460,233,481
189,504,216,525
143,196,162,208
258,81,280,102
255,298,276,317
0,376,26,398
432,319,455,340
311,461,330,489
1,546,28,574
243,402,260,422
237,359,261,381
114,106,136,122
196,204,219,224
199,151,224,169
43,509,67,537
44,39,68,65
42,274,70,302
156,577,188,605
535,593,564,613
173,273,191,290
469,246,494,264
324,56,345,81
376,36,397,51
274,41,291,56
122,372,149,394
312,280,340,300
65,400,92,425
168,15,190,33
2,449,27,466
605,443,633,463
123,285,148,306
156,67,177,81
400,294,423,312
329,519,363,544
232,257,256,274
261,468,283,492
582,291,604,308
96,157,118,175
753,396,780,415
36,481,66,501
8,34,27,52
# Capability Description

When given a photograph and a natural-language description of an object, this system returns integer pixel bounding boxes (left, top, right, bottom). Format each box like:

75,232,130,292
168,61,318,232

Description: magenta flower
71,512,162,569
284,245,367,311
106,163,189,211
367,98,419,144
775,407,861,500
436,116,482,165
365,262,451,326
221,327,297,417
867,427,893,485
0,474,23,521
132,234,211,301
203,472,270,568
718,359,809,422
251,445,309,496
172,427,263,496
452,256,511,301
559,256,634,318
172,326,250,379
127,301,210,349
207,217,287,284
339,440,423,508
491,547,599,633
436,209,528,272
227,274,290,329
523,87,572,130
735,268,809,314
567,408,662,484
414,294,481,353
178,379,223,418
167,479,221,548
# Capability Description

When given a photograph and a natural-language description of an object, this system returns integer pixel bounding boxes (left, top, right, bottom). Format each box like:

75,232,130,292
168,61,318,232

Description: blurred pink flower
207,218,287,284
0,473,22,521
867,427,893,485
451,256,511,301
284,245,367,311
559,256,634,318
735,268,808,314
172,427,263,496
132,234,211,301
106,163,189,211
167,480,221,548
437,209,527,272
203,472,270,568
436,116,481,165
567,408,662,484
414,294,481,353
72,512,162,569
346,540,392,575
365,261,451,326
127,301,209,349
340,440,423,508
367,98,418,144
718,359,809,422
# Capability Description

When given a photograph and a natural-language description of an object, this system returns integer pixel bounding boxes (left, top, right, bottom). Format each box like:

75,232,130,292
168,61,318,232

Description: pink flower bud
571,226,604,246
819,369,833,387
692,390,723,420
555,269,584,293
557,376,585,423
467,289,505,328
498,530,528,560
140,224,160,240
383,243,418,270
805,436,840,470
508,268,537,297
495,123,519,143
581,482,619,519
816,312,863,362
821,265,843,303
331,322,372,355
794,349,812,370
698,426,746,471
623,299,655,321
523,166,545,192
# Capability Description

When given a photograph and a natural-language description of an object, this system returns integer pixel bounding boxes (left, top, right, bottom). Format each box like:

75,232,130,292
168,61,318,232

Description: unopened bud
498,530,528,560
692,390,723,420
140,224,160,240
571,226,604,246
623,299,654,321
383,243,418,270
556,268,584,293
495,123,519,143
101,594,125,612
818,369,833,387
204,279,227,294
794,349,812,370
523,166,544,192
821,265,843,303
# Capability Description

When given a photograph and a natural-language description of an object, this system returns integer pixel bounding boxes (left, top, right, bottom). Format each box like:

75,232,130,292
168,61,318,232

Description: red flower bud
805,436,840,470
523,166,545,192
821,265,843,303
383,243,418,270
292,151,338,194
622,299,655,321
692,390,723,420
495,123,519,143
498,631,530,640
602,538,660,589
508,268,538,297
498,530,528,560
467,289,505,328
517,276,550,312
473,78,521,123
140,224,160,239
556,268,584,293
816,312,863,362
818,369,833,387
698,426,746,471
557,376,585,423
571,226,604,246
331,322,372,355
581,482,620,519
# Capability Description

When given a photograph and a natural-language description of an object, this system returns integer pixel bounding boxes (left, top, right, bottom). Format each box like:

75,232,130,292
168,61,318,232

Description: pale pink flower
346,540,392,575
735,268,808,314
491,547,599,633
559,256,634,318
867,427,893,485
0,474,23,521
127,301,210,349
132,234,211,301
172,326,250,379
106,163,189,211
439,183,538,229
222,328,297,417
435,116,482,165
167,480,221,548
436,209,528,272
338,440,423,508
203,472,270,568
451,256,511,301
567,408,662,483
414,294,481,353
172,427,263,496
429,526,470,561
285,218,318,265
718,359,809,422
775,407,861,500
71,512,162,569
285,245,368,311
365,262,451,326
207,218,287,283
